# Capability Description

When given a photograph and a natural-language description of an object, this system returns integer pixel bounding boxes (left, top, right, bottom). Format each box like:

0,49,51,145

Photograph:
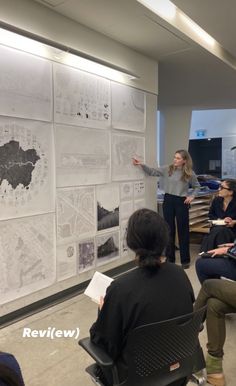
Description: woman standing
201,179,236,252
133,150,200,268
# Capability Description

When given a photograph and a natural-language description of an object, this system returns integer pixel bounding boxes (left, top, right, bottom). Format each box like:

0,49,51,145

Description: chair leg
190,368,207,385
90,375,105,386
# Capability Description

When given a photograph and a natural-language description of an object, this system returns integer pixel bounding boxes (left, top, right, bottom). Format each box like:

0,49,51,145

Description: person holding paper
196,243,236,283
90,208,195,386
132,150,200,269
200,179,236,252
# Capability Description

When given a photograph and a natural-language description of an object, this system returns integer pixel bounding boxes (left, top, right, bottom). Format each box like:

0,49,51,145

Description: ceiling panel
172,0,236,57
34,0,191,60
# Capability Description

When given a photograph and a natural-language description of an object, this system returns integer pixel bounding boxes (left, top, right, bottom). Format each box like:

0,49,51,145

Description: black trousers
200,225,235,252
163,193,190,265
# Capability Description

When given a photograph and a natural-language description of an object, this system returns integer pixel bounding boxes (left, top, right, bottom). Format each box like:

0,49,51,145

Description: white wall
0,0,158,94
190,109,236,139
159,106,192,164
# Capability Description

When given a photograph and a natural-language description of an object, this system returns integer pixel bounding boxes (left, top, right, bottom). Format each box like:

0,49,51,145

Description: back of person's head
126,208,169,271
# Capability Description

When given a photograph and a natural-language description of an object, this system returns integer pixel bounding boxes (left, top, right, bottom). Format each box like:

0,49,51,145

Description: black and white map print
0,117,54,220
0,213,56,305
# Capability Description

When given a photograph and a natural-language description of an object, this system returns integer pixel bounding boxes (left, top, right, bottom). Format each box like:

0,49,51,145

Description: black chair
79,306,207,386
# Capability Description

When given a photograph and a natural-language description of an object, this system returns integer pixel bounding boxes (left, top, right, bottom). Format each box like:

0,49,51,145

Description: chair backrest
122,306,206,386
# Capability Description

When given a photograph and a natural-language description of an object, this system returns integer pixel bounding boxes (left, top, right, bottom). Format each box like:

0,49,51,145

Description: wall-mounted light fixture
0,22,139,82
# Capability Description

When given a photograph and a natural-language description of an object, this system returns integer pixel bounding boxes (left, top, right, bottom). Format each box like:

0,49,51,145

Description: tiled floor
0,245,235,385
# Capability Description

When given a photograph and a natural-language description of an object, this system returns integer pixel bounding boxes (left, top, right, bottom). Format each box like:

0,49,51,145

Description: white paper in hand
84,271,114,304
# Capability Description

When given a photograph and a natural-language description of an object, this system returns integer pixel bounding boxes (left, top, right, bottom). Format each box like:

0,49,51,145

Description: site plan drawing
57,242,77,281
112,133,145,181
111,82,146,132
54,63,111,128
57,186,96,242
0,213,56,305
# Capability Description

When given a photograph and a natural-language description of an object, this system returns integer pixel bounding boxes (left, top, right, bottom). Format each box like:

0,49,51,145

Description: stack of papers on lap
212,219,226,225
84,271,114,304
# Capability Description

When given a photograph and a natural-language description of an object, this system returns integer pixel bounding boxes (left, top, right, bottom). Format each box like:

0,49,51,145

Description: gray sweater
141,164,200,197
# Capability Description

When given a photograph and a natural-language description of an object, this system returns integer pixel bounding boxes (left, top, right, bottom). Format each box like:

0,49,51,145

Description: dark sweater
90,262,194,382
209,196,236,225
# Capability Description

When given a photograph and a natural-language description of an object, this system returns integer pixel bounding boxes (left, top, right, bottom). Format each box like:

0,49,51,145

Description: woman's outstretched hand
132,157,142,165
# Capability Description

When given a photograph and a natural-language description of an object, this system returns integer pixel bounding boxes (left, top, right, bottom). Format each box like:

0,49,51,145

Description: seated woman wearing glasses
90,209,195,386
200,179,236,252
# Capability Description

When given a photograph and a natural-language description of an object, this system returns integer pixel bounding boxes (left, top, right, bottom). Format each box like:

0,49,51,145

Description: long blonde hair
168,149,193,181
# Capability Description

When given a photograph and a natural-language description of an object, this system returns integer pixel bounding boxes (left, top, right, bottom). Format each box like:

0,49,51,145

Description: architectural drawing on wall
134,181,145,198
112,133,145,181
222,137,236,178
120,181,133,201
0,213,56,305
111,82,146,132
134,198,146,211
0,117,54,220
0,45,52,121
97,184,119,231
120,200,134,220
55,125,110,186
57,242,76,281
77,238,96,273
54,63,111,128
57,186,96,243
96,231,119,266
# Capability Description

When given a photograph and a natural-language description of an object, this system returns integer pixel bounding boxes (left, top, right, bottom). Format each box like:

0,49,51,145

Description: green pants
194,279,236,358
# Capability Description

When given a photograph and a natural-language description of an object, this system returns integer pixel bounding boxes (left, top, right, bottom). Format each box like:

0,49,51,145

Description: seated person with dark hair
194,279,236,386
201,179,236,252
0,351,24,386
90,208,195,386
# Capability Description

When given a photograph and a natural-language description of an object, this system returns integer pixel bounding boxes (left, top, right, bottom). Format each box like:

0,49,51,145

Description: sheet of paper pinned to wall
56,186,96,243
0,117,55,220
55,124,111,186
0,45,52,121
0,213,56,305
112,133,145,181
54,62,111,129
111,82,146,132
84,271,114,303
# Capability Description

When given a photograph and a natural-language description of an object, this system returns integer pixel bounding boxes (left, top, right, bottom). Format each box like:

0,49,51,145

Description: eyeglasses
219,185,231,191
